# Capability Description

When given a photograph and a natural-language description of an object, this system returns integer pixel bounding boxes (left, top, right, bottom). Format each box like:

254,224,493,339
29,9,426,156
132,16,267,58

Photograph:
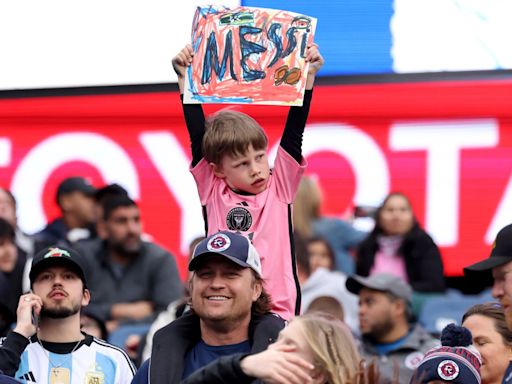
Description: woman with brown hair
356,192,445,293
462,302,512,384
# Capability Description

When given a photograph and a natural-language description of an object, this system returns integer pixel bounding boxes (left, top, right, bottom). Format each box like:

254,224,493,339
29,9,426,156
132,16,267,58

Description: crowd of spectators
1,175,509,384
1,42,511,384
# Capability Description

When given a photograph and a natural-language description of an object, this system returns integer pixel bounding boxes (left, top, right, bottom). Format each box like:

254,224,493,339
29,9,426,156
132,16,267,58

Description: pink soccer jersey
191,147,306,319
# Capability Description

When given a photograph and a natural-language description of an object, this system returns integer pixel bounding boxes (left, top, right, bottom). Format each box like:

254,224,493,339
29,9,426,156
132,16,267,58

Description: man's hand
172,44,194,94
305,43,324,90
13,293,43,338
240,344,315,384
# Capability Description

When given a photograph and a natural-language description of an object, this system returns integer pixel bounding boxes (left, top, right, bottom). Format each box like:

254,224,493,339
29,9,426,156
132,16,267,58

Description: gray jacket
360,323,439,384
76,238,183,322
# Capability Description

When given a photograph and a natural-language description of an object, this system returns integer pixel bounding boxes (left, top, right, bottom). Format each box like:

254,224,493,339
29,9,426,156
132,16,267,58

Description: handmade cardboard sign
183,5,317,106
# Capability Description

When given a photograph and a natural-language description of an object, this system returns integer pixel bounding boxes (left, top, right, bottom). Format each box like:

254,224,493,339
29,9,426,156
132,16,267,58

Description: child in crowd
172,43,323,319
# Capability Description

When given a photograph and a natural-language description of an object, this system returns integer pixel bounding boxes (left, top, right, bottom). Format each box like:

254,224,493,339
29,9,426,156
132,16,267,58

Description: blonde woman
182,313,368,384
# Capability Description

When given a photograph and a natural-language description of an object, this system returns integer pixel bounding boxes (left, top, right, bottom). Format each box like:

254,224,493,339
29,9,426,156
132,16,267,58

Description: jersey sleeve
279,89,313,163
190,158,217,205
181,95,206,167
272,147,307,203
115,349,136,383
0,331,29,376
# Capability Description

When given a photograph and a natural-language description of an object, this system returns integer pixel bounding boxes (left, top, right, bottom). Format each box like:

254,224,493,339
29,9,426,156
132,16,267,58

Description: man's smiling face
190,255,261,327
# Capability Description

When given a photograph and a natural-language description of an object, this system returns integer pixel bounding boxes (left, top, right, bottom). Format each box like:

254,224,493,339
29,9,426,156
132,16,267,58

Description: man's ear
210,162,225,178
252,280,263,302
58,194,72,213
392,298,406,318
82,288,91,306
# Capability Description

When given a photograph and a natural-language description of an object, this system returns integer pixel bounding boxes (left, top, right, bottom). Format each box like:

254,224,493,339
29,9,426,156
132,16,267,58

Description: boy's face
213,145,270,194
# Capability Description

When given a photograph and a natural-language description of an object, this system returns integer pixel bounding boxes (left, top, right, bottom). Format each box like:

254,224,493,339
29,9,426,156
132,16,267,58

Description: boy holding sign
173,41,322,320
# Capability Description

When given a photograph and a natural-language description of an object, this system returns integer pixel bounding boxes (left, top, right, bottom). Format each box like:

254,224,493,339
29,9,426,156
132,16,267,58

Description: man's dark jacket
149,311,285,384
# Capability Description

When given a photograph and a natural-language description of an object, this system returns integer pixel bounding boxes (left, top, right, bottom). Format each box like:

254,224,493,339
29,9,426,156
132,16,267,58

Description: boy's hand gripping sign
183,5,317,106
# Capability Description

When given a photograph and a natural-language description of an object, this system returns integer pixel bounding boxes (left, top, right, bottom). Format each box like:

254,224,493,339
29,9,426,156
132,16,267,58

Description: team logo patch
207,233,231,252
226,207,252,231
437,360,459,381
86,371,105,384
44,247,71,259
404,351,424,370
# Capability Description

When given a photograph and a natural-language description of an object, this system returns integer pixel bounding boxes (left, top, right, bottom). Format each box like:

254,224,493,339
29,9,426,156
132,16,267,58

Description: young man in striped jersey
0,246,135,384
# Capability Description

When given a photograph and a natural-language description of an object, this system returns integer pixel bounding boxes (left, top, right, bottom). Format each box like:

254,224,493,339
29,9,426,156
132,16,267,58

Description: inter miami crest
226,207,252,231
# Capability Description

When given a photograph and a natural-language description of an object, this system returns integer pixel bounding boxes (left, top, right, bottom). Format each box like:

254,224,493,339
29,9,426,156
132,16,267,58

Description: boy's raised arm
173,44,206,167
280,44,324,163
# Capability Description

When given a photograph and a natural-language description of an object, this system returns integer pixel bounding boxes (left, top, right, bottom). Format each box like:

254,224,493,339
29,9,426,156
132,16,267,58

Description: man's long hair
251,273,272,316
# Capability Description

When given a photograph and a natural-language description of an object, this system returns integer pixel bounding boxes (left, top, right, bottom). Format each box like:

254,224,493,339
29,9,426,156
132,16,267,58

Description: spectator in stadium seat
347,273,439,383
462,302,512,384
75,195,182,344
0,246,135,382
356,192,445,293
92,183,129,239
0,188,34,259
131,231,285,383
34,176,97,252
294,175,366,275
297,234,359,333
465,222,512,384
0,218,26,324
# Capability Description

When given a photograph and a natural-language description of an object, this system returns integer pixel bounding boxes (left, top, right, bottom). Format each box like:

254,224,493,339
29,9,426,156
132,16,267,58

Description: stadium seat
418,289,494,335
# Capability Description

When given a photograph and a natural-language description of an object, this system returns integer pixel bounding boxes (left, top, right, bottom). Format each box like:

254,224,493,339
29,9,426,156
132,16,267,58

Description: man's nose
492,280,504,299
210,273,226,288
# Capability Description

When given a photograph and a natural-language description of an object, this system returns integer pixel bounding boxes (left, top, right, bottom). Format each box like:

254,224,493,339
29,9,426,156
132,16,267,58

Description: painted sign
183,5,317,106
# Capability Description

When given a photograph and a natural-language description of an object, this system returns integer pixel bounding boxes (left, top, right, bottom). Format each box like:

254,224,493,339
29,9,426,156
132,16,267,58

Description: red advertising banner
1,78,511,278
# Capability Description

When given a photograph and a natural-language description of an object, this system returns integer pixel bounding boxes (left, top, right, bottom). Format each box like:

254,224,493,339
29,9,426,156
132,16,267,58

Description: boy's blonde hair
294,313,361,384
203,110,268,165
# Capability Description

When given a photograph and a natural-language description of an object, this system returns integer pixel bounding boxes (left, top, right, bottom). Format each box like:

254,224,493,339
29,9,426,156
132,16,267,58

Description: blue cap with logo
188,231,262,277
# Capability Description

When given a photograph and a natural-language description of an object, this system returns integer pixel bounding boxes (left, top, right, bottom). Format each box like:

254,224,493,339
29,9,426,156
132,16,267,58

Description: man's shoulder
141,241,174,259
74,237,104,255
503,361,512,383
34,218,66,239
251,312,286,327
154,312,199,339
405,323,439,351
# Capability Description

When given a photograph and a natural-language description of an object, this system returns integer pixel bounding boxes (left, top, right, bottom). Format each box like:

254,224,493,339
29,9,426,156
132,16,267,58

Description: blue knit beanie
410,323,482,384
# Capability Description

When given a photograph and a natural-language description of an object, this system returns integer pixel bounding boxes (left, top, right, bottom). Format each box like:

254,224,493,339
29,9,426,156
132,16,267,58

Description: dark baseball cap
346,273,413,305
56,177,96,202
30,246,87,288
464,223,512,274
189,231,262,277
